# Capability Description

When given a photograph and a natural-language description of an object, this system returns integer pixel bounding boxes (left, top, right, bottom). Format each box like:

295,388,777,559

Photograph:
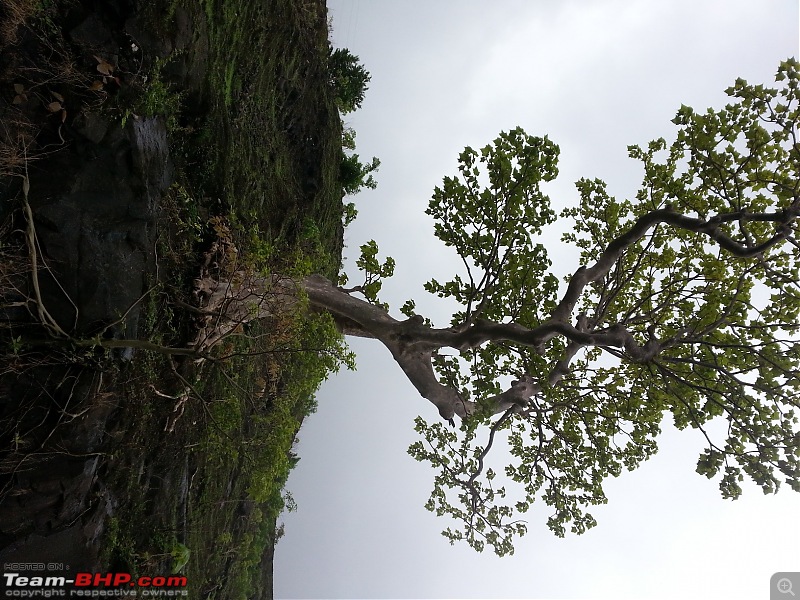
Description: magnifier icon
778,578,796,596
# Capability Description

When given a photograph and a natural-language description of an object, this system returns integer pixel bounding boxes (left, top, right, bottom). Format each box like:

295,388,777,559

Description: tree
29,61,800,556
339,152,380,197
328,47,371,114
191,60,800,555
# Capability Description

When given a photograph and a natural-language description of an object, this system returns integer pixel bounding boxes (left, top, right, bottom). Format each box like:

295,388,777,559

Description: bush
340,152,379,196
328,47,370,114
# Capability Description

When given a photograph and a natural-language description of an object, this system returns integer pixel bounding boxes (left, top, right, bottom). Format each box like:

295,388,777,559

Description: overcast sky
274,2,800,599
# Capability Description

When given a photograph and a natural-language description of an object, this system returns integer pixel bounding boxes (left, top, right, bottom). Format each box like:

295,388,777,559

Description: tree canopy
323,59,800,555
328,47,371,114
188,60,799,557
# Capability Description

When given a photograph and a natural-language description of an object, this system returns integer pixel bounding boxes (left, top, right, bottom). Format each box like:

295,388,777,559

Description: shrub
328,47,370,114
339,152,379,196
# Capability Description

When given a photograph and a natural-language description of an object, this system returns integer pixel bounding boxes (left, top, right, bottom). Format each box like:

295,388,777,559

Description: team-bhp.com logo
3,571,188,597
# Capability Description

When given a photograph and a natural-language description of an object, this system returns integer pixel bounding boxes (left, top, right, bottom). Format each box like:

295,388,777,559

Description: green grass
132,57,185,131
194,0,345,275
0,1,350,597
140,0,349,597
181,310,349,598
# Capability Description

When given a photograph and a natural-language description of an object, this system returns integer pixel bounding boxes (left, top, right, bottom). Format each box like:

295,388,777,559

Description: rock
0,7,174,565
69,13,115,54
72,111,110,144
0,0,230,576
31,116,171,342
0,526,100,569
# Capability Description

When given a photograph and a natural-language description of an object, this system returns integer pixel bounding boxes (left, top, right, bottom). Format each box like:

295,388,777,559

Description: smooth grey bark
191,202,798,422
298,203,799,421
299,274,655,420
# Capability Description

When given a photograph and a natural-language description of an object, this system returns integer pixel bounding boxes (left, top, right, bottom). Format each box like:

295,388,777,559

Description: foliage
342,201,358,227
190,305,352,597
337,123,380,233
396,60,800,555
0,1,348,599
170,543,190,574
332,59,380,226
340,152,380,196
423,127,560,332
342,126,357,150
337,239,396,308
132,56,184,131
328,47,371,114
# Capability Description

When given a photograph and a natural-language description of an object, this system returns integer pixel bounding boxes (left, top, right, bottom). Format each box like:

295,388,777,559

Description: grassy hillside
113,1,353,597
0,0,353,597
